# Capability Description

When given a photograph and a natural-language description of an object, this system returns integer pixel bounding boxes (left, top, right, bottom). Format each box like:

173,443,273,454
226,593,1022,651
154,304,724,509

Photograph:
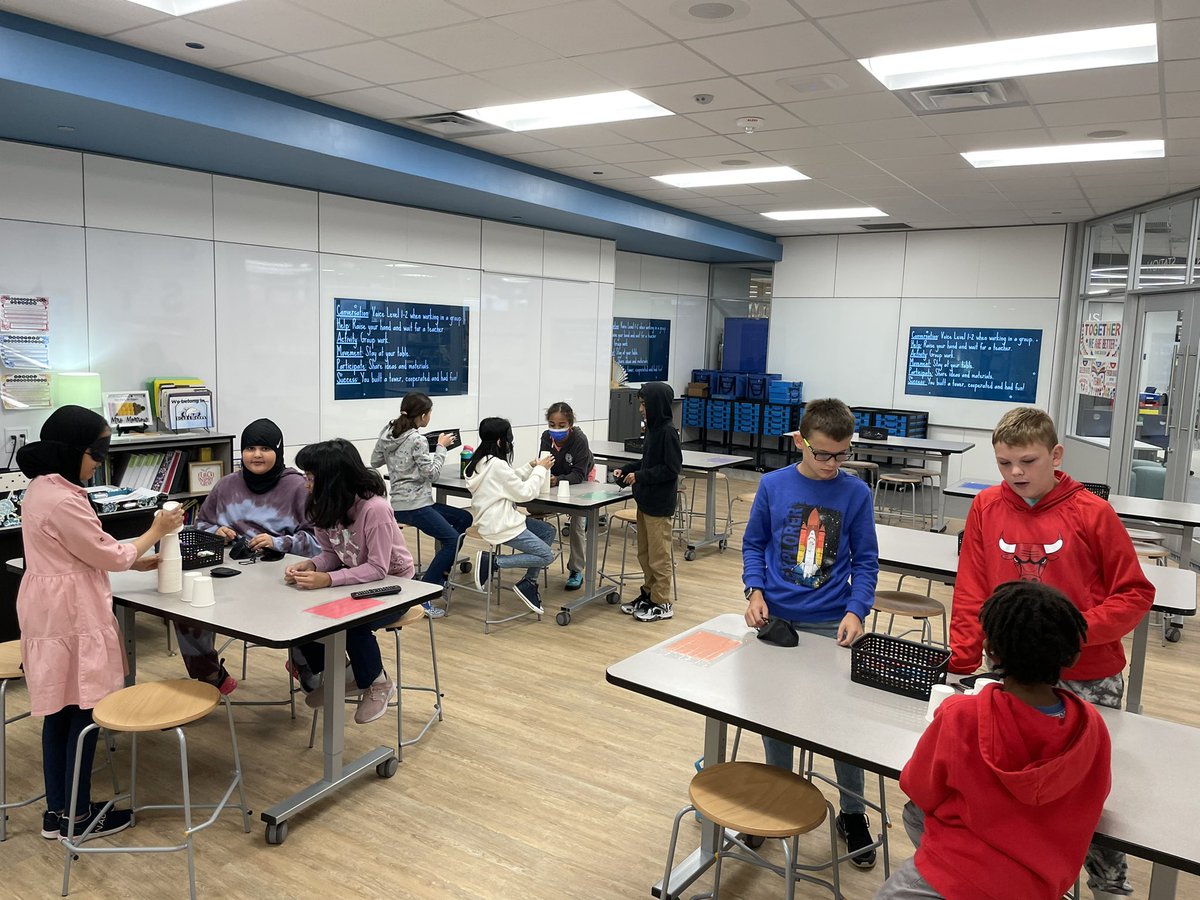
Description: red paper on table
662,629,743,663
304,596,385,619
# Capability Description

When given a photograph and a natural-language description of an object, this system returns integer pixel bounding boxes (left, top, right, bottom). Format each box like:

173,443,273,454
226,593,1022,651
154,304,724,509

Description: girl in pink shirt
16,406,183,840
284,439,414,726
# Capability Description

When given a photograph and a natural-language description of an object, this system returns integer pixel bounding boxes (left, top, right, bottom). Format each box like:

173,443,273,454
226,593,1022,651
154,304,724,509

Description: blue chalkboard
613,317,670,382
905,327,1041,403
334,298,469,400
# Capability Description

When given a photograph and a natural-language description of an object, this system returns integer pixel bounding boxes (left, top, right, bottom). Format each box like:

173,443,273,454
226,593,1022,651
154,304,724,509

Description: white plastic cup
190,575,215,608
159,500,183,533
557,479,571,498
181,571,201,604
593,463,606,484
925,683,955,723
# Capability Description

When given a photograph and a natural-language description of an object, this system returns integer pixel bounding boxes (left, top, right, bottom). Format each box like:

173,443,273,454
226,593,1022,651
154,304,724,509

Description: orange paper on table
663,630,743,663
304,596,385,619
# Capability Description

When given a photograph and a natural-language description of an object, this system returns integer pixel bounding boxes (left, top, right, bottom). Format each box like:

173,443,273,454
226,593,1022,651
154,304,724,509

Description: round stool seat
93,680,219,733
900,468,938,481
878,473,922,485
690,761,827,838
841,460,878,471
611,508,637,525
0,639,22,680
386,604,428,631
1133,543,1169,560
465,525,485,541
873,590,946,619
1126,528,1166,543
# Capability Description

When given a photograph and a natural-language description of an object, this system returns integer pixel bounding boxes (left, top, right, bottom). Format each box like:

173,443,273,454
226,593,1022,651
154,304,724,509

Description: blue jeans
298,609,396,690
43,705,98,816
394,503,472,586
495,517,556,582
761,621,866,815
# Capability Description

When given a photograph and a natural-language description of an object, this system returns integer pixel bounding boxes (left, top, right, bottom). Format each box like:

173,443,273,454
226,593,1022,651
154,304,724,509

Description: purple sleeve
325,500,396,587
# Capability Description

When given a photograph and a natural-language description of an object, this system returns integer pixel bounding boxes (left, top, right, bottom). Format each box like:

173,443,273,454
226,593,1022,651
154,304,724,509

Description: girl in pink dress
16,406,183,840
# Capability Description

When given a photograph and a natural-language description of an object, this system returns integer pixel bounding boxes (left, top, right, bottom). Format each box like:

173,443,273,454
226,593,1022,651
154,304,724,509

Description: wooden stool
900,467,939,527
873,473,924,527
1134,542,1169,565
1126,528,1166,544
308,605,444,759
600,506,678,608
62,680,251,899
0,640,44,842
840,460,878,487
444,527,542,633
661,761,840,900
871,590,948,647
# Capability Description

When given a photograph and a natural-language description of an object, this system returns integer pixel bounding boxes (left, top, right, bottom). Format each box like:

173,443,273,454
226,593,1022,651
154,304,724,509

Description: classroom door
1124,293,1200,501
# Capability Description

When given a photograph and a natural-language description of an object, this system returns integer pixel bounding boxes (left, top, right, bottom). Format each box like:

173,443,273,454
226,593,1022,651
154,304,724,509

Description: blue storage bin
712,372,746,400
744,374,781,400
768,381,803,403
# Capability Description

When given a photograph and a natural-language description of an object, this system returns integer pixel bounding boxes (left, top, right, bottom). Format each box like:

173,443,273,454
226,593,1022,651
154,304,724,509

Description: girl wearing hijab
17,405,184,840
174,418,319,693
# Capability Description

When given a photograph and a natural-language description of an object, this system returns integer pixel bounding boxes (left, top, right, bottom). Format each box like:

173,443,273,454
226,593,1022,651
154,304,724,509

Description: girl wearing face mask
538,402,594,591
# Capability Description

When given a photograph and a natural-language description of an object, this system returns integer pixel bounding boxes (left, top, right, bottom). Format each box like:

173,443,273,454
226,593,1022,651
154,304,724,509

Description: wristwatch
744,586,760,600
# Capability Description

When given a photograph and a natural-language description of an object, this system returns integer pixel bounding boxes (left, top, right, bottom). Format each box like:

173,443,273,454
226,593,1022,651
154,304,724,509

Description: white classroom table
588,440,751,560
873,523,1197,715
606,614,1200,900
433,476,634,626
9,554,440,845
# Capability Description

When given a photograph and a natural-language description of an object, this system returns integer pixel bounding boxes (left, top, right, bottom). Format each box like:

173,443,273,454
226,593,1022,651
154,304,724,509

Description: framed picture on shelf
104,390,153,433
187,461,223,494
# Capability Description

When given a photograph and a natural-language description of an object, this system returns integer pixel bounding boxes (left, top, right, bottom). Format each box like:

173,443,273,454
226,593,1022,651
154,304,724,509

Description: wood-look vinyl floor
2,480,1198,899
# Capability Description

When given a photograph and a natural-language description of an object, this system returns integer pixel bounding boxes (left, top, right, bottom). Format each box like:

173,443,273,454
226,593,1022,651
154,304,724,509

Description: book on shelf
150,452,174,492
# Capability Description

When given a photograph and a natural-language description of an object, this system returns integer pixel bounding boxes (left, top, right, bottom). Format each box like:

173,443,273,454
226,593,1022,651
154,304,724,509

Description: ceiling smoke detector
736,116,764,134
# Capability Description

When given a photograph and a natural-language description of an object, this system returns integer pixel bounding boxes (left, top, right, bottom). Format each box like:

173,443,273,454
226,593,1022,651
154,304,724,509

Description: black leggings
42,705,99,815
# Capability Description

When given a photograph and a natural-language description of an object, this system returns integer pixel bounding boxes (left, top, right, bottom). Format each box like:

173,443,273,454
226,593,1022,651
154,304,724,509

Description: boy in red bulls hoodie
949,407,1151,899
876,581,1111,900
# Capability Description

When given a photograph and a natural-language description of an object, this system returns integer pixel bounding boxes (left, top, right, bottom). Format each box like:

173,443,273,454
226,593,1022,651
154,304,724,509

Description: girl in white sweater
464,417,555,614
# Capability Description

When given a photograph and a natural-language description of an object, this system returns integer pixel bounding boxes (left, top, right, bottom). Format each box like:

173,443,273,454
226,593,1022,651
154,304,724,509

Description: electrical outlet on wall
4,427,29,450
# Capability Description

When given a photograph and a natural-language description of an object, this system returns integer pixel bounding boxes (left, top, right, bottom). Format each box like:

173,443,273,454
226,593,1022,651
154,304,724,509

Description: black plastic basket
850,632,951,701
178,529,225,570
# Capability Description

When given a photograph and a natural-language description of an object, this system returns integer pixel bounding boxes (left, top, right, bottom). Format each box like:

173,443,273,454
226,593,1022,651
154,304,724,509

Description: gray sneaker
303,665,366,710
354,676,397,725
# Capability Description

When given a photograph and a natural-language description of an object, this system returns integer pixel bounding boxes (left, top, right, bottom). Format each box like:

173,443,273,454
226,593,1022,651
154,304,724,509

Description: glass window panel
1136,200,1195,289
1087,216,1134,294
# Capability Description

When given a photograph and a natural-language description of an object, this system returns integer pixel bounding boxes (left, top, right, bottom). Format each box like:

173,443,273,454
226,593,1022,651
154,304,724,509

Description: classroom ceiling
2,0,1198,238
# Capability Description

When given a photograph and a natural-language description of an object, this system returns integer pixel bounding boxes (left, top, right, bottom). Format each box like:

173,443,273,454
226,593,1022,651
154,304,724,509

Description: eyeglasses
802,436,852,463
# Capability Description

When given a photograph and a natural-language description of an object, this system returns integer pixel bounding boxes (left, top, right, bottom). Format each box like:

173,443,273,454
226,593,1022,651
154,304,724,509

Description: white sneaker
633,602,673,622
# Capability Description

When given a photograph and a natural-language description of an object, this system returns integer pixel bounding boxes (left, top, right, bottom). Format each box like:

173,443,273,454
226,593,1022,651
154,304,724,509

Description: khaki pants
635,509,673,606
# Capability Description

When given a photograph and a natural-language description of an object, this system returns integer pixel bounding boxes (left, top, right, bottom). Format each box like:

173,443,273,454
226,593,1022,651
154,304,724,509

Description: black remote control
349,585,402,599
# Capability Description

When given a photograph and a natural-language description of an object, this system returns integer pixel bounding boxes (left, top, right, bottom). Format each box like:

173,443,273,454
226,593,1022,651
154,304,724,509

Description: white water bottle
157,531,183,593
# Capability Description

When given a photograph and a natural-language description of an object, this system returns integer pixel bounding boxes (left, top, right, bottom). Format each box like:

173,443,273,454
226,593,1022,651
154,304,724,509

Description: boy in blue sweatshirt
742,397,880,868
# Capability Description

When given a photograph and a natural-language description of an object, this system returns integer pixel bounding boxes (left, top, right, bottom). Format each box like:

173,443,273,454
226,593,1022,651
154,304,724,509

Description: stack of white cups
156,501,184,594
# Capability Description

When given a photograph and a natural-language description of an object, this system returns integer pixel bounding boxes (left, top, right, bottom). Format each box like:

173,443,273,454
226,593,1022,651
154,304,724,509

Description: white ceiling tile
819,174,912,191
939,128,1058,152
817,117,934,143
391,20,558,72
314,86,442,119
614,0,809,40
288,0,474,36
677,151,791,171
189,0,369,54
1167,118,1200,139
1019,64,1160,104
784,91,913,125
1044,120,1163,143
638,78,772,114
1167,92,1200,118
578,143,673,163
551,163,643,181
852,136,959,160
876,154,972,174
646,135,755,158
521,125,632,149
684,106,804,135
1036,95,1162,127
510,148,607,168
106,18,277,68
613,158,696,176
739,61,891,104
1166,60,1200,92
1164,0,1200,19
395,73,527,110
574,43,724,88
921,106,1046,136
730,127,839,152
4,0,166,35
483,60,618,97
609,117,713,141
816,0,990,56
493,0,670,56
455,132,560,155
1160,17,1200,61
975,0,1156,37
765,147,881,174
451,0,561,12
302,41,455,84
795,0,944,17
221,55,372,96
685,23,846,75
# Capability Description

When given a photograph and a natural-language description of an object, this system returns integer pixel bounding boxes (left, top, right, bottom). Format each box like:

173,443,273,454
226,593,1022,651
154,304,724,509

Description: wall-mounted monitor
334,297,469,400
905,326,1041,403
612,316,670,382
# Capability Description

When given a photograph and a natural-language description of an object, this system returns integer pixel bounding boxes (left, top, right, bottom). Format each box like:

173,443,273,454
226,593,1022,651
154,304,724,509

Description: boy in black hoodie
613,381,683,621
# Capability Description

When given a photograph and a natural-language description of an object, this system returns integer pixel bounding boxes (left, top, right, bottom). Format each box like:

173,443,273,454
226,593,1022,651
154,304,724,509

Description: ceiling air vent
897,80,1026,116
859,222,912,231
401,113,504,138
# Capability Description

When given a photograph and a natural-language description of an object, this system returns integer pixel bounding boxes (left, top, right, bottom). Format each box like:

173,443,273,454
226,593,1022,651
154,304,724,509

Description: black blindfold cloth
756,616,799,648
16,405,108,487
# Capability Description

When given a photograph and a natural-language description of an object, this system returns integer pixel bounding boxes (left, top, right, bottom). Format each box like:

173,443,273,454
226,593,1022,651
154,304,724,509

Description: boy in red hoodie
949,407,1151,899
876,581,1112,900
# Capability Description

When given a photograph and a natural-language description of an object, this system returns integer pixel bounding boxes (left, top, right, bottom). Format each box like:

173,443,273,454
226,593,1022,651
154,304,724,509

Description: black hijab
16,405,109,487
240,418,286,495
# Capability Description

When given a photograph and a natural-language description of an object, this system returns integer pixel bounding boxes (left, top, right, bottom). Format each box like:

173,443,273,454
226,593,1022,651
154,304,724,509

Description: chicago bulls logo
998,535,1064,582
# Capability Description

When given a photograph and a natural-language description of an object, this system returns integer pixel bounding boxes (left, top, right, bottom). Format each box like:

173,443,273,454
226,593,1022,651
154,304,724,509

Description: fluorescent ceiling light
121,0,245,13
859,23,1157,91
962,140,1164,168
653,166,808,188
461,90,672,132
762,207,885,221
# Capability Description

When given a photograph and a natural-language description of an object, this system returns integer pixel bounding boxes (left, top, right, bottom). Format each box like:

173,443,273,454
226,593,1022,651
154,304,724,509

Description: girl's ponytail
388,391,433,438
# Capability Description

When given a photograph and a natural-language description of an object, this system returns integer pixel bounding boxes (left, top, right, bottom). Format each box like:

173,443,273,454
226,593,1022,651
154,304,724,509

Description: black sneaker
513,578,543,613
735,832,766,850
835,812,877,869
620,587,652,615
634,601,674,622
473,551,493,591
41,809,63,839
60,803,132,842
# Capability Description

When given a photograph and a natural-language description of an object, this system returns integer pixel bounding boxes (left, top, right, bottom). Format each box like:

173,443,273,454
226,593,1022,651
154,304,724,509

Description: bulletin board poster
334,298,469,400
905,327,1041,403
1077,321,1121,399
612,317,670,382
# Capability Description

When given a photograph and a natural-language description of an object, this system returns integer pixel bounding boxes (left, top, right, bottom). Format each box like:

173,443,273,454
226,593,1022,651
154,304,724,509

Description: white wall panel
0,141,83,226
543,230,600,281
479,273,542,427
902,230,981,297
976,225,1065,298
85,229,217,404
213,176,318,251
639,255,680,294
774,235,837,298
481,220,543,276
835,232,906,297
672,294,708,393
540,280,599,420
679,260,710,296
615,250,641,289
594,281,614,422
83,156,213,240
598,239,616,284
407,207,481,269
318,254,481,441
214,243,320,447
318,193,409,260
